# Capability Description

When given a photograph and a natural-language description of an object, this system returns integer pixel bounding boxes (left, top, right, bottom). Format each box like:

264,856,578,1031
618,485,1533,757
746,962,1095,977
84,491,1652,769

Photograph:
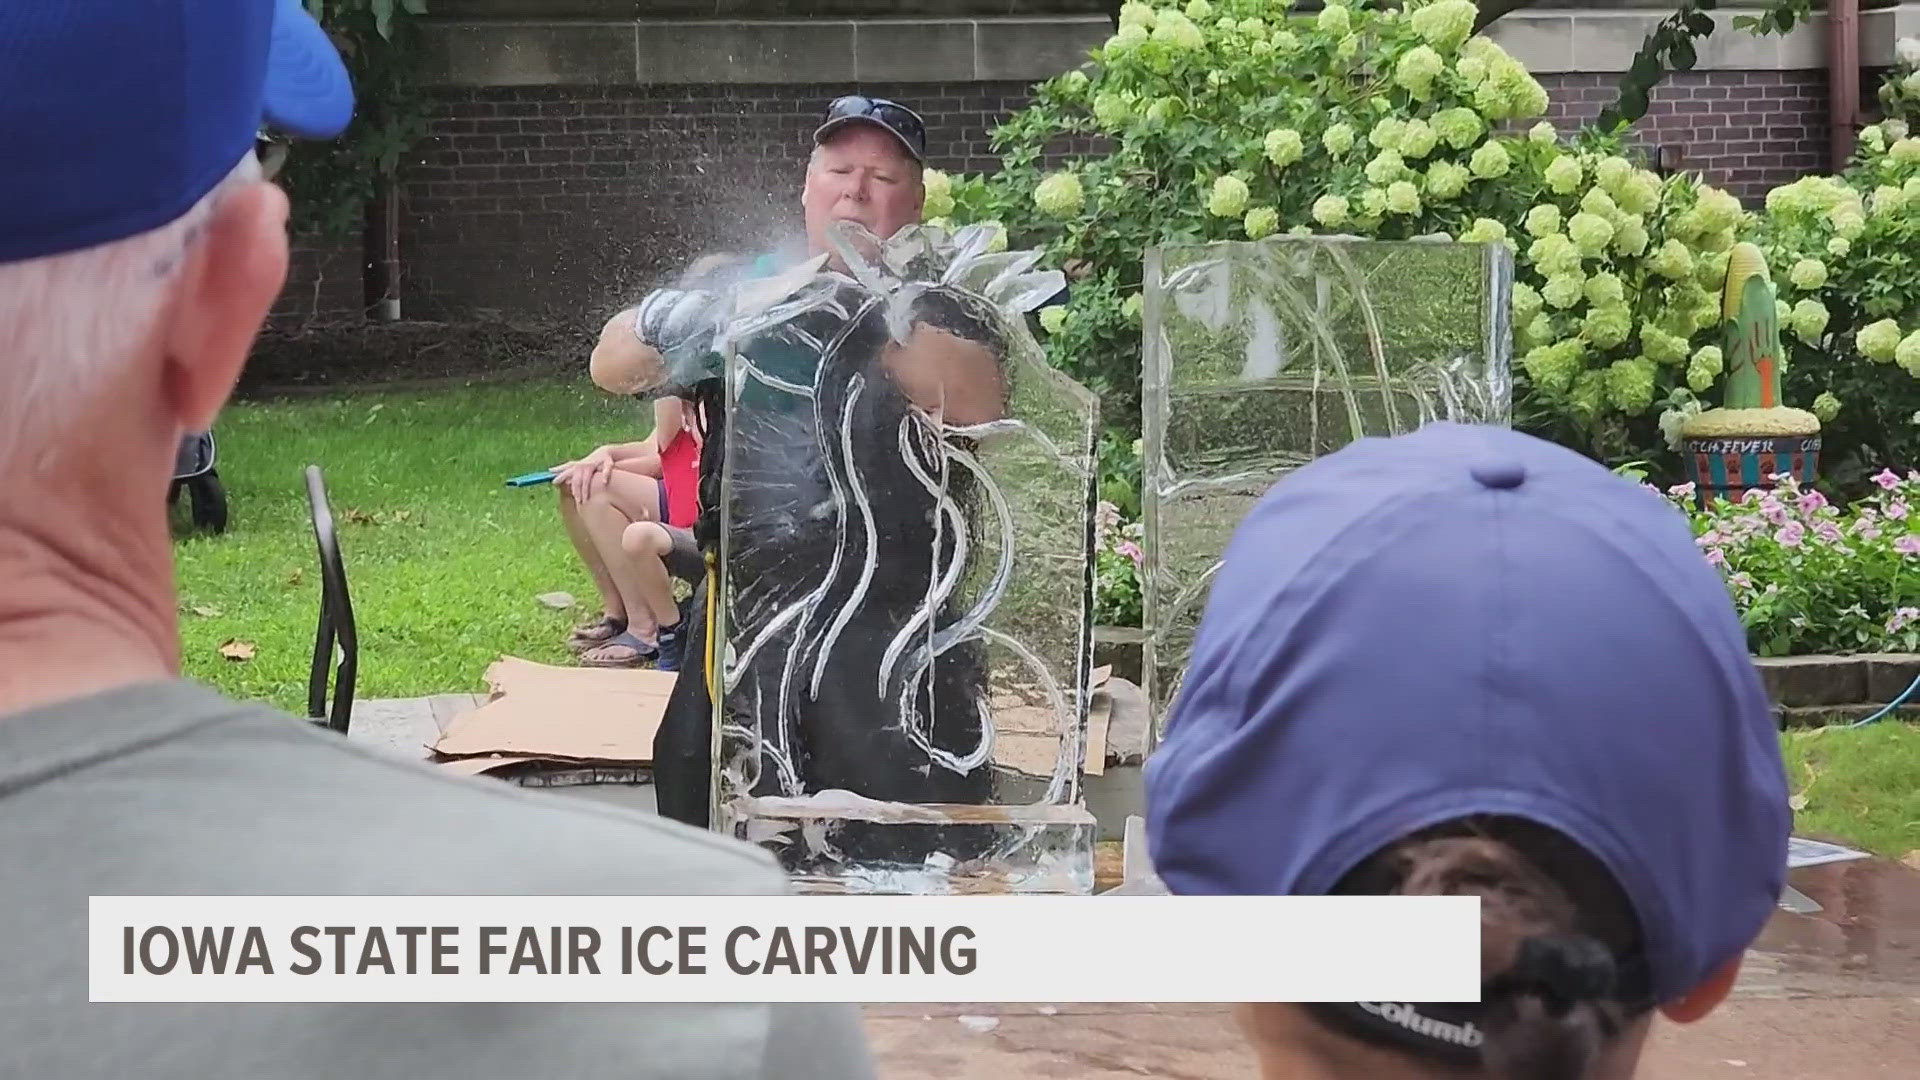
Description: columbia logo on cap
1357,1002,1485,1048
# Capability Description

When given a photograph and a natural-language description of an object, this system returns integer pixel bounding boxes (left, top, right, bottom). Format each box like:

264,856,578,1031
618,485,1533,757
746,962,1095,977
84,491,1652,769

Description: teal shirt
734,251,826,414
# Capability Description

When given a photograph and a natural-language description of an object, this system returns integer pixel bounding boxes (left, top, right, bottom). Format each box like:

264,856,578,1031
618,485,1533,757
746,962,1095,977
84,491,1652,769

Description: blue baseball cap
0,0,354,264
1144,422,1790,1007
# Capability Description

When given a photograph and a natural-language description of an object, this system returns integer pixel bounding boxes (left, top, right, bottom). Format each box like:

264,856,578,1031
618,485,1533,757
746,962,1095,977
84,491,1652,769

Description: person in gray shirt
0,4,875,1078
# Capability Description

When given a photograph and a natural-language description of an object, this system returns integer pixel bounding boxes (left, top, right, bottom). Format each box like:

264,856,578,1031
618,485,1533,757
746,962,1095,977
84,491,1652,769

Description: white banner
91,894,1480,1003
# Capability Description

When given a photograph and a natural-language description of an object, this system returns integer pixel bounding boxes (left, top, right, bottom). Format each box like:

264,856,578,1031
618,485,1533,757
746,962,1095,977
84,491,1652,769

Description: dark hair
1329,816,1652,1080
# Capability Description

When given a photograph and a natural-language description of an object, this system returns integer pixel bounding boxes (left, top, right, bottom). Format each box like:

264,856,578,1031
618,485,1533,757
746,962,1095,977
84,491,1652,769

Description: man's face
802,125,924,261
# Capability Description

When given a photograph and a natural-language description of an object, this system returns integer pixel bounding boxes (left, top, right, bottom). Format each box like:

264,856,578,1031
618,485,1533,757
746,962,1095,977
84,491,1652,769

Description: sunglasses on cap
817,95,927,161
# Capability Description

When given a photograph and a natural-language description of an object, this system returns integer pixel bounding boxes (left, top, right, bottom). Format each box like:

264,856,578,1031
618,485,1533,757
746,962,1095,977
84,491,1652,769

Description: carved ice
712,221,1100,894
1142,237,1514,737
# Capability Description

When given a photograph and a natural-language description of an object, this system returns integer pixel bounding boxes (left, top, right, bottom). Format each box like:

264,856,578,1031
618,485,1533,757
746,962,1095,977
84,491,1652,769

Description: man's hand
552,445,616,502
881,323,1007,428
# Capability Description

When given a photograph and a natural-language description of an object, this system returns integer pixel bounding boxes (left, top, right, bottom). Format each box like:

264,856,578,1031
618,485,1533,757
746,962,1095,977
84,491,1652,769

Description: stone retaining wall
1756,654,1920,726
1093,633,1920,728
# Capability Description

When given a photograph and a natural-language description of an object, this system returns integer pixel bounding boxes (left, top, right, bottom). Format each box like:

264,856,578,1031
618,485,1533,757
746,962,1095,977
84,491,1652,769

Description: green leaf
402,0,429,13
1619,82,1650,122
1671,37,1697,71
372,0,394,39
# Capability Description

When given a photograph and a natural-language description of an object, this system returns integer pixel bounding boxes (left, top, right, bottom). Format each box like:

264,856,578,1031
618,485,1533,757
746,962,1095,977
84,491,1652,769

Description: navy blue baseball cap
0,0,354,264
1144,422,1790,1007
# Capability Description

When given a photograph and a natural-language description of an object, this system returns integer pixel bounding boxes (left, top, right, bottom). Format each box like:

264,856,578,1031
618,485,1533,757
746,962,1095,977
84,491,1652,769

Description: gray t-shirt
0,679,877,1079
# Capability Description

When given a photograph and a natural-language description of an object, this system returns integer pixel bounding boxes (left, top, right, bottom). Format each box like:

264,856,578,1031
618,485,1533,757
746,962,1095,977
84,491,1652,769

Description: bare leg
621,522,684,630
576,470,666,664
558,484,626,629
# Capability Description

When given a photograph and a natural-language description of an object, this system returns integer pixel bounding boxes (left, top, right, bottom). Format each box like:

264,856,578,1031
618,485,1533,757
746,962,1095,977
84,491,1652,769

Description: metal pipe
1831,0,1861,169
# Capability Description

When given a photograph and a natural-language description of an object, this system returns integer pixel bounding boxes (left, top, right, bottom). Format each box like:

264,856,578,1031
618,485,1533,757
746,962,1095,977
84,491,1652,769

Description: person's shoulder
107,686,788,896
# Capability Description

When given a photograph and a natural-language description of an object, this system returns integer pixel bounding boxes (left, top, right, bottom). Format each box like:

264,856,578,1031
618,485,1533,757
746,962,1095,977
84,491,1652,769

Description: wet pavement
1743,858,1920,998
864,857,1920,1078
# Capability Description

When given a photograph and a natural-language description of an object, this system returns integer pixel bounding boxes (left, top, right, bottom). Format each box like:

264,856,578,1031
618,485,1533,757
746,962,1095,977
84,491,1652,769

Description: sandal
578,631,657,668
566,615,626,653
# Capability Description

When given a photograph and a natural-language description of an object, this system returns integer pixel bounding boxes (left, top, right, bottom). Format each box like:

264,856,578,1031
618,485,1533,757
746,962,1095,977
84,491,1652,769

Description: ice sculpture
712,221,1101,894
1142,237,1514,738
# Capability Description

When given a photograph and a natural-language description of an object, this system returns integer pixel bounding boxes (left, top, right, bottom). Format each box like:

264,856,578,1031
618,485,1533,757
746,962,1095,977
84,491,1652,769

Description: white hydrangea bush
1765,44,1920,487
931,0,1758,466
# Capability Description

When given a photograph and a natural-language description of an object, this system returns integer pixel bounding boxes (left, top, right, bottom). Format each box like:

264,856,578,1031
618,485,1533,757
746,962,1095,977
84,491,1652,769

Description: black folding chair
305,465,357,734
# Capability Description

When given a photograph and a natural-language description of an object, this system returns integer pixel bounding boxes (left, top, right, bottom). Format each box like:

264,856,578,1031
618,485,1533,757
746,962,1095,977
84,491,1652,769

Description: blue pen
506,470,557,488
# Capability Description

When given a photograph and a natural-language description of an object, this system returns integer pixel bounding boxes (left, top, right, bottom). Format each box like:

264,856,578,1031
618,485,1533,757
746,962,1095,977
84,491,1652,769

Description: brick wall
1536,69,1827,202
272,238,365,328
396,81,1077,321
275,68,1841,325
434,1,1113,17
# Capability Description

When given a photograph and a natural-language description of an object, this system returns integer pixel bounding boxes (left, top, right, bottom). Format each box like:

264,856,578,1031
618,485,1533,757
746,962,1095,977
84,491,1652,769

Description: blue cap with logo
1144,422,1789,1008
0,0,353,264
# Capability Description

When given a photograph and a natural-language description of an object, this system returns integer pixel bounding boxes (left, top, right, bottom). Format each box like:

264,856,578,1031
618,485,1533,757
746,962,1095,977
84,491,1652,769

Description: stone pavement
863,854,1920,1078
860,996,1920,1079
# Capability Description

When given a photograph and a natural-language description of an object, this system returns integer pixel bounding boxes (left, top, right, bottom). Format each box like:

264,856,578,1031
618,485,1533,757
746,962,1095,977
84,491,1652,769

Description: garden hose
1850,669,1920,727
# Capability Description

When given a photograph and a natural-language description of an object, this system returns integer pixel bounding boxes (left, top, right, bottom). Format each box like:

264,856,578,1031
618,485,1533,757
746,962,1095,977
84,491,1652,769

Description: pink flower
1696,530,1725,547
1775,522,1806,548
1704,547,1727,567
1728,572,1755,590
1854,519,1883,541
1898,535,1920,556
1889,500,1910,521
1796,489,1828,514
1888,608,1920,633
1875,468,1901,490
1758,497,1789,526
1117,540,1144,568
1814,520,1843,544
1668,481,1697,498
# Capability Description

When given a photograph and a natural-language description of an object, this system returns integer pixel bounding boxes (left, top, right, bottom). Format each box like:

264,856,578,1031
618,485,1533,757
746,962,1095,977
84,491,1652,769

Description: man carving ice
625,97,1012,854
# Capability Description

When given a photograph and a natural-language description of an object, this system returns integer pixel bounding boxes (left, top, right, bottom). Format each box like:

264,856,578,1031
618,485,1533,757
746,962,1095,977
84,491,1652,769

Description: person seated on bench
554,308,704,669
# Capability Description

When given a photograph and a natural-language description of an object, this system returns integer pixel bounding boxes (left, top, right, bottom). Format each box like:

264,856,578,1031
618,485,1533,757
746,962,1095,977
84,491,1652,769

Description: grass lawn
1781,720,1920,860
174,381,645,714
175,382,1920,859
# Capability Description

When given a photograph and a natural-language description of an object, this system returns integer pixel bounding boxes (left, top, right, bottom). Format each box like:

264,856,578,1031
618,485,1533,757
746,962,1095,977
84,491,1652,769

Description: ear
160,179,290,434
1658,956,1741,1024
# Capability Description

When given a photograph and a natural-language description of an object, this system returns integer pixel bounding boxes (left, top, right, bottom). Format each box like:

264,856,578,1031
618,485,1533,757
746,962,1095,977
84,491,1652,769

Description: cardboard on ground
432,656,675,769
435,657,1113,780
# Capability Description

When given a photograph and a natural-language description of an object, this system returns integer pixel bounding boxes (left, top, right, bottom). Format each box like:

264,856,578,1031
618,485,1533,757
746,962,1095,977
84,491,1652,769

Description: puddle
1748,857,1920,992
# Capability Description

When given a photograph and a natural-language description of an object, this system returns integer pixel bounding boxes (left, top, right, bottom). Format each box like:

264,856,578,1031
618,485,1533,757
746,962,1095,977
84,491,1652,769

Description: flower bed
1662,469,1920,657
1094,499,1145,627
